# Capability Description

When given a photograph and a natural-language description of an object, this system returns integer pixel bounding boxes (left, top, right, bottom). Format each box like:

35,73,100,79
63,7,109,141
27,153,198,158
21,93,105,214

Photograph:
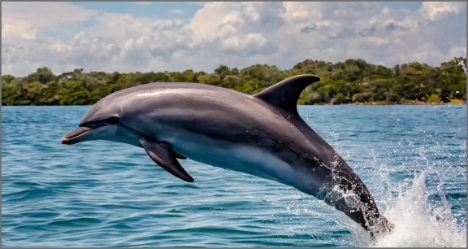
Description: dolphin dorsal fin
253,74,320,115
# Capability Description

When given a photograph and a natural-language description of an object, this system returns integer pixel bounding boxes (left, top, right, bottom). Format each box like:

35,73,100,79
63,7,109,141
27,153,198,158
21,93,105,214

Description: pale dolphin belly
156,126,300,187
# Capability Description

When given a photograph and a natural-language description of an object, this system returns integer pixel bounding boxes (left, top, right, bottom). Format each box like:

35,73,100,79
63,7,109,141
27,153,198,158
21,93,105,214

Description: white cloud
419,2,464,21
1,2,466,77
220,33,269,52
189,2,244,44
1,2,97,43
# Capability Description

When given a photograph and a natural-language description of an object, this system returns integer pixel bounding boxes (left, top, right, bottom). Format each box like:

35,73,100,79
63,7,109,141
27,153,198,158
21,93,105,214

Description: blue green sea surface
2,105,466,247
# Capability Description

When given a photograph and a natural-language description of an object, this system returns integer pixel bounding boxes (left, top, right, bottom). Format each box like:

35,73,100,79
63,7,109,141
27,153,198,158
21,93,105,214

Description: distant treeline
2,57,466,106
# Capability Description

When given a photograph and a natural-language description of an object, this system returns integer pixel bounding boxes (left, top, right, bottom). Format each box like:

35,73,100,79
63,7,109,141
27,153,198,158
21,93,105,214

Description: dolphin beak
62,127,93,144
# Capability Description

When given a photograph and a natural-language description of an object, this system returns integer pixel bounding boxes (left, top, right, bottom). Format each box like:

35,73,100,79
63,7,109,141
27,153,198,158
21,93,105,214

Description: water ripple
2,105,466,247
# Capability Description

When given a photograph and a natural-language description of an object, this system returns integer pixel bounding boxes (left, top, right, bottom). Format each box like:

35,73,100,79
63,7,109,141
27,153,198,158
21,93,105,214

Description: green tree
2,58,466,106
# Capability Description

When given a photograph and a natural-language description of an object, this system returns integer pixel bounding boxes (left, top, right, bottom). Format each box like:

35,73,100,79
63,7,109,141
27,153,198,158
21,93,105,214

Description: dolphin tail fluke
368,215,394,239
139,137,194,182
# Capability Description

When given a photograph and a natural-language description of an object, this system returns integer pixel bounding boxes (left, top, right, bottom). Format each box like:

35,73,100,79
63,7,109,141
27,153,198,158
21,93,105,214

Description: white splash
370,173,466,247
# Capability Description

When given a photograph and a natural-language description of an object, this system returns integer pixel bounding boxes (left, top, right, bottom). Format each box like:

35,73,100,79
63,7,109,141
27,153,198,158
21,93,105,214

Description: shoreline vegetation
2,57,466,106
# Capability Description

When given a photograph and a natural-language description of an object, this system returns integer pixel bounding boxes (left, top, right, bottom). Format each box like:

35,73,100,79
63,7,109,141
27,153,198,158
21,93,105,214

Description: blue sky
67,1,426,37
66,1,425,40
378,2,423,11
2,2,466,76
71,2,424,18
71,2,205,19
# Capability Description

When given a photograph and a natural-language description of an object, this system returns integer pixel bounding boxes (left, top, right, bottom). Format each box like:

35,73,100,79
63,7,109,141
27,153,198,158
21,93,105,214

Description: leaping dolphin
62,74,393,238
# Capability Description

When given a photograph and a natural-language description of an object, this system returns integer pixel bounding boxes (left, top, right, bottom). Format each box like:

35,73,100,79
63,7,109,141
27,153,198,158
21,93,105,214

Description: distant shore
324,101,466,106
3,57,466,106
320,99,466,106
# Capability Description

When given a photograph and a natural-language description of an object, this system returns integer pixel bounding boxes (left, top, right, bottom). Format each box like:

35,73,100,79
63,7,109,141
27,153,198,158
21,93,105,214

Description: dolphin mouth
61,127,93,144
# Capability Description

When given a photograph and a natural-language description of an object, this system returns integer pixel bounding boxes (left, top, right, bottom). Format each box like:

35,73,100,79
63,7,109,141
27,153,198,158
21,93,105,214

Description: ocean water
2,105,466,247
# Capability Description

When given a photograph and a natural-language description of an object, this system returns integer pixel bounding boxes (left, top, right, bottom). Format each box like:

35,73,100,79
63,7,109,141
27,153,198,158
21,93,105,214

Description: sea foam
367,173,466,247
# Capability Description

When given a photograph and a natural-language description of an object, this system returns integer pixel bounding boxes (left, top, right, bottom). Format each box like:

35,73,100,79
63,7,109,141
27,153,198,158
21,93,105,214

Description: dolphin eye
108,116,120,125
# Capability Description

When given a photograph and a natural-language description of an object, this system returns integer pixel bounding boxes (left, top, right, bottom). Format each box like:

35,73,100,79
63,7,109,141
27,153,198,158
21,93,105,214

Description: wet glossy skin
62,75,393,238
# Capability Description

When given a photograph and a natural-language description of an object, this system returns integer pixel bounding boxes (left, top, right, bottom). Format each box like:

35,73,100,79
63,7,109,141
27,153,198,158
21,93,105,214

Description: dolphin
62,74,393,238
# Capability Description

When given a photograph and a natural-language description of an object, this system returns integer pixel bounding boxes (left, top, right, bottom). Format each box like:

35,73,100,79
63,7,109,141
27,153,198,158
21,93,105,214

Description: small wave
47,217,104,227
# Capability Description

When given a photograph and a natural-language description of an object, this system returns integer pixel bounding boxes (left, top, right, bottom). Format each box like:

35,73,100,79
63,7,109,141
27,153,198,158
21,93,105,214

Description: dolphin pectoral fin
253,74,320,115
139,137,194,182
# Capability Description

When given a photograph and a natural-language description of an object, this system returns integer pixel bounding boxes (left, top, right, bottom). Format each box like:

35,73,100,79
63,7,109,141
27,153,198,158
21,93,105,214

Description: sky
2,1,466,76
